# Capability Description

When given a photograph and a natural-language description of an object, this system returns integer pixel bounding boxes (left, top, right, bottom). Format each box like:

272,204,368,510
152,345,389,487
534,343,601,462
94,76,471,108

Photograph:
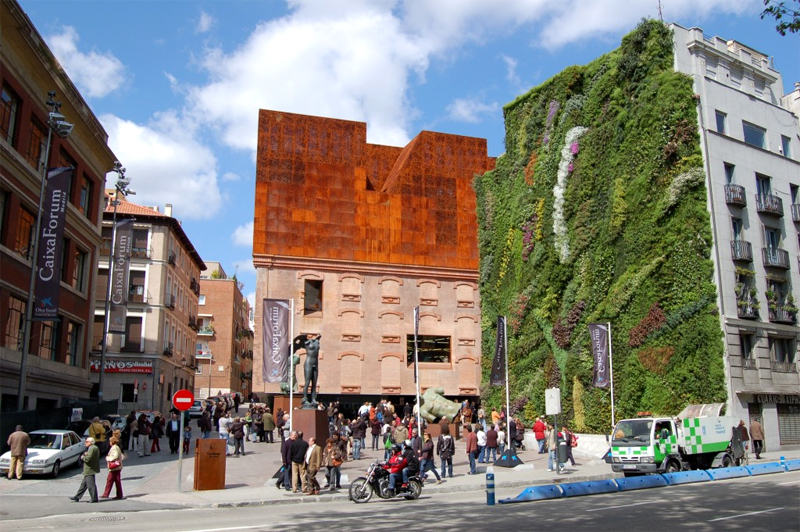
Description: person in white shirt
497,427,506,455
219,412,233,456
476,426,487,463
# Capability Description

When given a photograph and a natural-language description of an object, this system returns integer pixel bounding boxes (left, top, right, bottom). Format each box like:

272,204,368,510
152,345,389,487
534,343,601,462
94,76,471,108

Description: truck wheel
665,460,680,473
721,454,733,468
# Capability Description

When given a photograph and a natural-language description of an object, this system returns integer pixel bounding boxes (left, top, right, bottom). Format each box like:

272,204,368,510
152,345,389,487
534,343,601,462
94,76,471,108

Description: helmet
392,444,402,453
404,439,412,448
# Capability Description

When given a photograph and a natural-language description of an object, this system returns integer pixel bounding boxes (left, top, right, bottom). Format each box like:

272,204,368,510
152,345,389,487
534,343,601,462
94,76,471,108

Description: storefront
745,393,800,450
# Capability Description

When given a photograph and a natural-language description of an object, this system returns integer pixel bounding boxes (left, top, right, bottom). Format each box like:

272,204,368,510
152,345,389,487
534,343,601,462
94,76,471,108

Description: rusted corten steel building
252,110,494,408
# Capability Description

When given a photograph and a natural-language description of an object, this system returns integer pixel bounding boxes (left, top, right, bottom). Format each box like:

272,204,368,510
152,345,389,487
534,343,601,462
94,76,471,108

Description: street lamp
97,162,135,403
207,357,215,400
16,91,74,411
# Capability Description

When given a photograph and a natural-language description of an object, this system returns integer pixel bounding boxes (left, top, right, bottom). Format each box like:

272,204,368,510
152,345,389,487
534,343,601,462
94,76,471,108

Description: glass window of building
743,121,766,149
15,206,35,260
0,85,20,145
715,110,726,134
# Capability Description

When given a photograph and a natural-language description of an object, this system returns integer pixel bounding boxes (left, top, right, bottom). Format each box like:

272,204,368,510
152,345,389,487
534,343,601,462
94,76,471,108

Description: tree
761,0,800,35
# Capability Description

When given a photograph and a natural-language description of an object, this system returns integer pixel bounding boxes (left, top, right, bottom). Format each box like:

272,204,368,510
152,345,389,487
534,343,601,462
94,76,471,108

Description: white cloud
222,172,241,182
100,112,223,220
196,11,214,34
46,26,125,98
232,259,256,276
446,97,499,123
246,291,256,309
501,54,520,85
232,221,254,247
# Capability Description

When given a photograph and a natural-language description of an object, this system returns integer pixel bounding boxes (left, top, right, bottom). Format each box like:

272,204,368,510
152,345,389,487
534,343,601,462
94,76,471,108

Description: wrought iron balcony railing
724,184,747,206
756,194,783,216
730,240,753,262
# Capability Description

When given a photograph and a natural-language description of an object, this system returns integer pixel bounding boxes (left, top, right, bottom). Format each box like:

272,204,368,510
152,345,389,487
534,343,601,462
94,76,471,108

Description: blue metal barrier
782,458,800,472
705,466,751,480
498,484,564,504
745,462,785,476
615,474,669,491
560,479,619,497
661,470,713,485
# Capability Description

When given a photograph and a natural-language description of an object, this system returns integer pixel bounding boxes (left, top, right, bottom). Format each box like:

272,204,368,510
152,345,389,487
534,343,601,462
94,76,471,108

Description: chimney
165,204,173,217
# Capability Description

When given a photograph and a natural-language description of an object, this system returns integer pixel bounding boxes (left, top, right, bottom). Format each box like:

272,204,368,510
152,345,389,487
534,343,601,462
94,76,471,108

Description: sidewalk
132,429,800,508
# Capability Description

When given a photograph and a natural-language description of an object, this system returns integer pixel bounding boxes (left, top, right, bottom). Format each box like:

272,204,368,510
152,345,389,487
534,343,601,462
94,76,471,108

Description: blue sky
18,0,799,305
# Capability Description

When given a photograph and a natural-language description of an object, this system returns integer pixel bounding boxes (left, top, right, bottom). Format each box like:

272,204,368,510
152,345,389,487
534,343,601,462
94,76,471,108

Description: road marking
778,480,800,485
176,526,267,532
709,507,784,522
586,500,658,512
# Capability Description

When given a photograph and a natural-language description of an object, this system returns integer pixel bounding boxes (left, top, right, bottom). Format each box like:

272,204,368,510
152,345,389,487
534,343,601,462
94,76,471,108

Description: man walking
166,412,181,454
464,425,478,474
305,437,322,495
70,437,100,503
291,431,309,493
198,411,213,439
6,425,30,480
264,408,275,443
750,418,765,459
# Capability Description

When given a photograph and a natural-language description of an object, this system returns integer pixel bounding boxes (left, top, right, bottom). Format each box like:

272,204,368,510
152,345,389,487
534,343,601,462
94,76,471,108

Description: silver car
0,430,85,478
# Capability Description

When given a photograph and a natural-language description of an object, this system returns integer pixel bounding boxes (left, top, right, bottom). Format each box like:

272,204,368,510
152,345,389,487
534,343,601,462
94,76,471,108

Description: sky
17,0,799,307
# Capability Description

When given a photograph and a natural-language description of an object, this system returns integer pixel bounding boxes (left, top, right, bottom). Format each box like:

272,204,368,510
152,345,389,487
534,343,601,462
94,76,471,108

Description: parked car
188,400,204,418
0,430,84,478
65,419,92,438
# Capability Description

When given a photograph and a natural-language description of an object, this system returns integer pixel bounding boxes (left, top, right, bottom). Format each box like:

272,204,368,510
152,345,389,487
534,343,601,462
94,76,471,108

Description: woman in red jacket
384,445,407,496
533,417,547,454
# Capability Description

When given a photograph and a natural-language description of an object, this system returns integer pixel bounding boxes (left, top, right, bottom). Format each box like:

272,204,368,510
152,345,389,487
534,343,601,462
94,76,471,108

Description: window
781,135,792,158
123,317,142,351
303,279,323,315
195,365,202,375
61,238,71,283
198,295,206,305
771,337,795,363
407,335,451,365
15,207,35,260
764,226,780,250
740,333,755,359
1,85,20,144
72,248,87,291
121,383,136,403
731,218,743,240
78,174,93,217
57,149,76,199
129,271,146,302
715,111,727,134
25,118,47,170
132,228,149,257
66,322,81,366
0,190,6,246
38,321,59,361
756,175,772,197
5,296,25,352
743,121,766,149
724,163,735,184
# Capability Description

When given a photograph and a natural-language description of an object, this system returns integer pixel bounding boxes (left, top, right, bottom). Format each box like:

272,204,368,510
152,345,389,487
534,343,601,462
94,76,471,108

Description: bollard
780,456,785,468
486,465,495,506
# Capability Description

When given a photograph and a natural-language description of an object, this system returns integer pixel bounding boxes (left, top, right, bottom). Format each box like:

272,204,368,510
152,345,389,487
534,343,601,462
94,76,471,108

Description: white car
188,400,204,418
0,430,85,478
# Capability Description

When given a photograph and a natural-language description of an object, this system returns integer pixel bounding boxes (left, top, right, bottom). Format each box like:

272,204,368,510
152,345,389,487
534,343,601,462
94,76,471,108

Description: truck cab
610,417,678,475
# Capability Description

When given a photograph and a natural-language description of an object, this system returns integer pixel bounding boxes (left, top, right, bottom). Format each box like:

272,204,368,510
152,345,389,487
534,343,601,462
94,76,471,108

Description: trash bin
557,440,568,465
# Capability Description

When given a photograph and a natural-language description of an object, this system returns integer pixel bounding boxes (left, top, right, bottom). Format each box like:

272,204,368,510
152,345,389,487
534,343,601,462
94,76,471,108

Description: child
183,425,192,454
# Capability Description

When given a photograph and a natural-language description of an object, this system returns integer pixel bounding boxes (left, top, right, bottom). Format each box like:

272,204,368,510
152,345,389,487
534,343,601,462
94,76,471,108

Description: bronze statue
294,334,321,407
419,387,461,423
279,353,300,394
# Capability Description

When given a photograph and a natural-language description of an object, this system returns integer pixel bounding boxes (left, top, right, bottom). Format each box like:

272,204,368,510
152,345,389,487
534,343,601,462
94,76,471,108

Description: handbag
108,459,122,470
332,457,343,467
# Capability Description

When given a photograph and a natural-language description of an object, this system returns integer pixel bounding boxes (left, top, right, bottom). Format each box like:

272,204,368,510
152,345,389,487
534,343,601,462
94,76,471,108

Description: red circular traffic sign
172,389,195,411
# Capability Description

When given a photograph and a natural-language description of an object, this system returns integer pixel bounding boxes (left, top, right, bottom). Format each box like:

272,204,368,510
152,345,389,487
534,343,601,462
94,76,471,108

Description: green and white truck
609,404,737,476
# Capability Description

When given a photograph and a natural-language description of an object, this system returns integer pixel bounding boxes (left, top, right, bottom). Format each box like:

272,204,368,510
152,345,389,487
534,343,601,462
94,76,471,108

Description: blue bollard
486,466,495,506
780,456,785,468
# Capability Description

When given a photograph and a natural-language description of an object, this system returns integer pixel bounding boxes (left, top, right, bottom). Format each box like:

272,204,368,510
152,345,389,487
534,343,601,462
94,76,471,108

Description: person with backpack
401,439,420,487
437,426,455,478
562,425,577,466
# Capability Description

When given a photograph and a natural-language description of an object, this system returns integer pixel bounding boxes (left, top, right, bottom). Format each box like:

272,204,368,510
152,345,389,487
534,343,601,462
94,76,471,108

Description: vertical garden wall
475,20,726,432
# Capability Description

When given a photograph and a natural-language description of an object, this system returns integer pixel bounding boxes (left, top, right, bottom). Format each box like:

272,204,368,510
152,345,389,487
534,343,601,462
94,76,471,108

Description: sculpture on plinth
419,387,461,423
293,334,321,408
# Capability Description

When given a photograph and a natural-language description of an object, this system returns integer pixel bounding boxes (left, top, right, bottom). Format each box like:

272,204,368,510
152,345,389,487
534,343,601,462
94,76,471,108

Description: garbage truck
608,404,738,476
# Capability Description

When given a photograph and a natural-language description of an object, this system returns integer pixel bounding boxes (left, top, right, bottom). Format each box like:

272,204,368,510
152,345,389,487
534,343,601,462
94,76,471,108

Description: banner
490,315,506,386
589,323,610,388
263,299,291,383
108,219,133,333
33,167,73,320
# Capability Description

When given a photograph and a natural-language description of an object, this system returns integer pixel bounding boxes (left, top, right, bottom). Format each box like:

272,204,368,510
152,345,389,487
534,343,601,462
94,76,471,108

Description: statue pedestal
273,395,302,414
292,409,328,444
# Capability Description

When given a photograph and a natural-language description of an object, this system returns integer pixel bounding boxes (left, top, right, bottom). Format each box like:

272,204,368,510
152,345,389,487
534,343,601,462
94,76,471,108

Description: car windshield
30,433,63,449
612,420,653,444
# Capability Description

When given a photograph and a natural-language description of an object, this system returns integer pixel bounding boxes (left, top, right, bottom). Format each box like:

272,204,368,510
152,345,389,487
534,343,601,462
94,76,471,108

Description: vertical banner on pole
33,167,73,321
490,316,506,386
262,299,291,383
413,306,419,383
108,219,133,332
588,323,610,388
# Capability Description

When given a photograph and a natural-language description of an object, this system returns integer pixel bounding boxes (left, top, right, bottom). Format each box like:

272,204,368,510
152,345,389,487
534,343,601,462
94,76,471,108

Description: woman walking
420,432,443,484
101,436,124,499
321,437,343,490
150,415,162,453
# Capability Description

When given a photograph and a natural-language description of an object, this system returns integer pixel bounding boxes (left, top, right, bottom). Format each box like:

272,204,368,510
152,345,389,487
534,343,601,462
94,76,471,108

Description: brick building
252,110,494,410
0,0,117,410
194,262,253,400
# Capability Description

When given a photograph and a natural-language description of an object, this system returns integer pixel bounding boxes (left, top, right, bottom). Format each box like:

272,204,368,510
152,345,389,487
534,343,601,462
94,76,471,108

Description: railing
742,358,757,370
724,184,747,206
736,301,759,319
128,291,148,304
771,361,797,373
168,250,176,266
189,315,198,330
166,294,176,310
730,240,753,262
792,204,800,222
195,351,212,359
762,247,790,269
191,278,200,296
769,306,797,324
755,194,783,216
131,247,151,259
163,342,174,357
198,326,215,336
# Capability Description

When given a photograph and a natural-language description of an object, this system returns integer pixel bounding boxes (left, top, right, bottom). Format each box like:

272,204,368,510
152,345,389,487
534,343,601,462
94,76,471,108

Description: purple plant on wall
542,100,560,146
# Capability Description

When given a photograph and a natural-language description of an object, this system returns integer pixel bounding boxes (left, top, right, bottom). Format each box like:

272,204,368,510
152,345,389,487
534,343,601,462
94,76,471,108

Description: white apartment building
672,24,800,450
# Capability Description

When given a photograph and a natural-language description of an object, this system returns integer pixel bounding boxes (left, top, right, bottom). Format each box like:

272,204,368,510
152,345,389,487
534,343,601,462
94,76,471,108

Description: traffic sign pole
172,389,194,493
177,409,185,492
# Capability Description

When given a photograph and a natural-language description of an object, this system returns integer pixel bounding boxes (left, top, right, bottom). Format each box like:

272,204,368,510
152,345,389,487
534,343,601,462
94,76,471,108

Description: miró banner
262,299,290,383
33,167,73,321
588,323,610,388
108,219,133,332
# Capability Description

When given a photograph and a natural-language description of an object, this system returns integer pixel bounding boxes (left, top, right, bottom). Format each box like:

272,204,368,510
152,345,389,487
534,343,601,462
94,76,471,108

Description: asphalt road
3,470,798,532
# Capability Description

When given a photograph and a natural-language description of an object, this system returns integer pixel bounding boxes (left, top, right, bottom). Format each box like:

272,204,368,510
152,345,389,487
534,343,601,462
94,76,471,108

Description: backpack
385,435,393,450
570,433,578,447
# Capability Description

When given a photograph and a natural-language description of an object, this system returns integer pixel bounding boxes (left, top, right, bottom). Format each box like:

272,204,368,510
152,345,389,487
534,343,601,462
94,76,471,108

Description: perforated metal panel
777,404,800,444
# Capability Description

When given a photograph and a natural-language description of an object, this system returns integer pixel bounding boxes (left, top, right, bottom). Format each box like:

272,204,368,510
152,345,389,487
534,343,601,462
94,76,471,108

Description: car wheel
52,460,61,478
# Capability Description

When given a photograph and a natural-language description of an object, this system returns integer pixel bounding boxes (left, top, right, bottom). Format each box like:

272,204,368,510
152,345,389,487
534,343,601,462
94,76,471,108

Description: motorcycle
349,460,423,503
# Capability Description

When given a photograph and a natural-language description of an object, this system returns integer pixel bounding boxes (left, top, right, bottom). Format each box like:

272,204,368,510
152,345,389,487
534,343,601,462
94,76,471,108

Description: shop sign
90,359,153,373
755,394,800,404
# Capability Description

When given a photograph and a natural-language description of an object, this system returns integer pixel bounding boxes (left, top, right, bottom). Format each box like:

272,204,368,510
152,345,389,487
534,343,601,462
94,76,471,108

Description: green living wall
475,20,726,432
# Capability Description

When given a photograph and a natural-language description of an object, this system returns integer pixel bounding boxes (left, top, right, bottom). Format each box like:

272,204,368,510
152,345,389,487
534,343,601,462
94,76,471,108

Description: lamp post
16,91,74,411
97,162,135,403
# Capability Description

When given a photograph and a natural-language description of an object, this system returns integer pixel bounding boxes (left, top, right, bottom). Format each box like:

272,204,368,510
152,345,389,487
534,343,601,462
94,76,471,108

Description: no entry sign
172,389,195,411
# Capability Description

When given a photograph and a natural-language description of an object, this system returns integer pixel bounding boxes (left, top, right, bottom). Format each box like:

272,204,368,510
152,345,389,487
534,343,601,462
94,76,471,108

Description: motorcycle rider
401,439,420,486
384,444,407,497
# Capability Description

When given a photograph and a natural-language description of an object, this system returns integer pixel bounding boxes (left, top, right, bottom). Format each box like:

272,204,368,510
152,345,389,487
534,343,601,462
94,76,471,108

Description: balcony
198,326,215,336
163,342,174,357
771,361,797,373
168,250,176,267
742,357,757,370
166,294,176,310
189,315,198,331
755,194,783,217
736,299,759,319
730,240,753,262
762,247,790,269
131,246,150,259
724,184,747,206
792,204,800,222
190,278,201,296
196,351,212,359
768,306,797,324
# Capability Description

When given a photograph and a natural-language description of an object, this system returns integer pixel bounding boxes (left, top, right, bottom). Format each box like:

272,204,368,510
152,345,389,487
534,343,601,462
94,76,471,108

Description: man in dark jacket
277,431,295,491
351,416,366,460
485,425,499,463
290,431,309,493
165,413,181,454
70,437,100,502
198,411,213,439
